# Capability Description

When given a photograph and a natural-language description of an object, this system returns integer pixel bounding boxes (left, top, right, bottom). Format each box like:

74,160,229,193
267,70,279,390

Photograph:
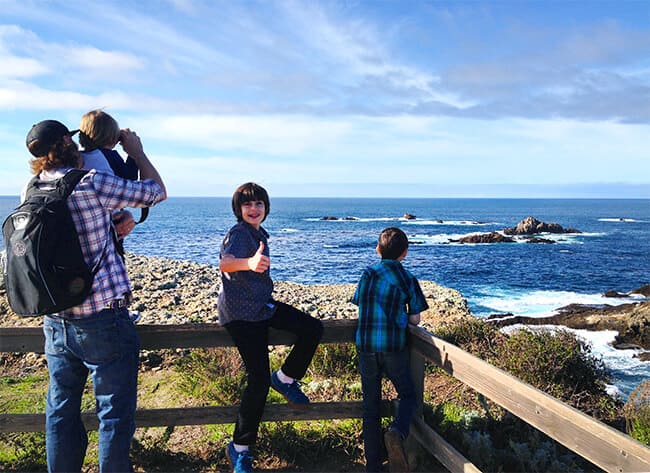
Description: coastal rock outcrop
603,285,650,299
503,216,581,235
403,213,416,220
488,300,650,351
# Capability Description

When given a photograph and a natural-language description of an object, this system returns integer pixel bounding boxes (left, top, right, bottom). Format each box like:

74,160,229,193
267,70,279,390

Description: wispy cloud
0,1,648,197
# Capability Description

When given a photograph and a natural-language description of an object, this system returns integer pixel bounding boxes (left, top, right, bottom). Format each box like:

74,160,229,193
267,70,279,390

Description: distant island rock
503,216,581,235
448,216,582,244
403,213,417,220
450,232,515,244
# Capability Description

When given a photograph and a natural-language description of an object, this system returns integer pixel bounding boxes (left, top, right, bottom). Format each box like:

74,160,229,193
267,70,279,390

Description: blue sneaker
270,370,309,409
226,441,253,473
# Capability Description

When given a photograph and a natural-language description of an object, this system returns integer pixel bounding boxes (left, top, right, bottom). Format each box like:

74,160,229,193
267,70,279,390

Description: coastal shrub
435,319,621,422
309,343,358,377
425,402,588,472
434,318,506,362
174,348,245,404
624,380,650,445
495,327,620,421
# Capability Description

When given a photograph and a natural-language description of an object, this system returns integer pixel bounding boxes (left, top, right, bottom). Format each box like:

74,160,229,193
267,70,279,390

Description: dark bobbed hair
377,227,408,260
231,182,270,223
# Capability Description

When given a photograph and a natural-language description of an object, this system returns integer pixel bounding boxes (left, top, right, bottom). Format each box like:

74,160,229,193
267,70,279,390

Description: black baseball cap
25,120,79,157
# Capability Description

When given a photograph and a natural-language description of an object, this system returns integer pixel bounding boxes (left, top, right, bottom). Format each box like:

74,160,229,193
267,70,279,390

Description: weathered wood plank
408,325,650,473
410,416,482,473
0,401,389,433
0,320,358,353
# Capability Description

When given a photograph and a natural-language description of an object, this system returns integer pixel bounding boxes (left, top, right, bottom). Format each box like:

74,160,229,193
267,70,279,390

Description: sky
0,0,649,198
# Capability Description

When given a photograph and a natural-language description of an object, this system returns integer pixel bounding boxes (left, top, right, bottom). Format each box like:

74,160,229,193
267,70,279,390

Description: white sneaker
128,311,142,323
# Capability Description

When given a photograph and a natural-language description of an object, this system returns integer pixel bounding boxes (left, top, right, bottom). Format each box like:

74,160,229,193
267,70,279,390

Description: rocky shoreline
1,254,647,362
0,253,471,332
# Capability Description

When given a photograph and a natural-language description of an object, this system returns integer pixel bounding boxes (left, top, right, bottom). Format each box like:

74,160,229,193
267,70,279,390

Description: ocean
1,196,649,397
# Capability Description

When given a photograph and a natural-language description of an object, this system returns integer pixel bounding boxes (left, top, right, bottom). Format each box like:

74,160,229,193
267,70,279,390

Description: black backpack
2,169,104,316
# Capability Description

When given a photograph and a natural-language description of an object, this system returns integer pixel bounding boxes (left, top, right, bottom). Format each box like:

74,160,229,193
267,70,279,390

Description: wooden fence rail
1,320,649,473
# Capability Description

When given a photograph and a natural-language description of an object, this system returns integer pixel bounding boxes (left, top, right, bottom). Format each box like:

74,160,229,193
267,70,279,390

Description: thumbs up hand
248,241,270,272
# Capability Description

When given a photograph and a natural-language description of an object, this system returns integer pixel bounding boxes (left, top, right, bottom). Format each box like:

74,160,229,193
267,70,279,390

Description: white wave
408,230,591,246
304,216,398,222
323,244,339,248
280,228,299,233
598,218,638,223
305,217,497,225
403,219,496,226
408,233,473,245
475,289,644,318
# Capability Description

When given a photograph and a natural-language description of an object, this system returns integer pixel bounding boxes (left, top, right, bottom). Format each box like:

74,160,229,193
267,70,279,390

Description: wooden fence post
405,341,426,470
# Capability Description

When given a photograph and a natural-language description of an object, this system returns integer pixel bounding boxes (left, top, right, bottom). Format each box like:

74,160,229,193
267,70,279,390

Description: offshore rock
450,232,515,244
503,216,581,235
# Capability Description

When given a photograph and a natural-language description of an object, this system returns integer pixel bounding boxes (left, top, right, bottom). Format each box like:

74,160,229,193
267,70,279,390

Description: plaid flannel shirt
40,168,164,318
352,259,429,353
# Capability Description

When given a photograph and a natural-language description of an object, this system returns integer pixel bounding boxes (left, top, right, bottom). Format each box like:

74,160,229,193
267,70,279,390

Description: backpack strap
57,169,89,198
136,207,149,224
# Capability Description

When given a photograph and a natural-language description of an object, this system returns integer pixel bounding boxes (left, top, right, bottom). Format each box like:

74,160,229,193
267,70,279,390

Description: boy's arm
220,242,269,273
406,277,428,325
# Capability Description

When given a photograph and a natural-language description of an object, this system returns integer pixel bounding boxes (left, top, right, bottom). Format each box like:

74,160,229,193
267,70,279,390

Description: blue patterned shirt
352,259,428,353
218,222,275,325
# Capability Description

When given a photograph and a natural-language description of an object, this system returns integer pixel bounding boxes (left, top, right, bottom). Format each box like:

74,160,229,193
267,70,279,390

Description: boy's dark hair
232,182,270,223
378,227,408,260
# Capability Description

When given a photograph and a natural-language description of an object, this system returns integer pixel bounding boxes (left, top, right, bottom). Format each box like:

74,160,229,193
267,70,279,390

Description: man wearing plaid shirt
352,227,428,473
24,119,166,473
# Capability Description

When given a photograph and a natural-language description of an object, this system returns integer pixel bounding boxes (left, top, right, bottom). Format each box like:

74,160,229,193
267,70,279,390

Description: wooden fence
1,320,649,473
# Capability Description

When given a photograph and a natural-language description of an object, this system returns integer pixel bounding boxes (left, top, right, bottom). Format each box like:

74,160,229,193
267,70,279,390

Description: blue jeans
358,350,416,473
43,307,140,473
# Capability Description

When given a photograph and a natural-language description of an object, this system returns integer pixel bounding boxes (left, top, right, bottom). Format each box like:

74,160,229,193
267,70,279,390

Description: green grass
0,375,48,413
625,380,650,446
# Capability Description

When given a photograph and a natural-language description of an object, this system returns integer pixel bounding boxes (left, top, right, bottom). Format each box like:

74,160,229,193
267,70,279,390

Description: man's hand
113,210,136,240
248,241,270,273
119,129,145,159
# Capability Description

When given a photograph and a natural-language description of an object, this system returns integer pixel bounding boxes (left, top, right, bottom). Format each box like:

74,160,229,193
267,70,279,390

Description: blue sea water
1,196,649,396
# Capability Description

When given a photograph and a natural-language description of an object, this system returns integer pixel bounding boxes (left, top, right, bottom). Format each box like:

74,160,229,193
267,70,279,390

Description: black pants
225,301,324,446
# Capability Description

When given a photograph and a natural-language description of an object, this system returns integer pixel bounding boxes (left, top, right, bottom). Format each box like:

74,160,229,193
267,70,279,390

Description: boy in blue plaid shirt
352,227,429,472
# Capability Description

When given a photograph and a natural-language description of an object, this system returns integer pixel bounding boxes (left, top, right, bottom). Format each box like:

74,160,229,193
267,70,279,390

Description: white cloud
0,55,48,78
67,47,144,73
0,80,178,111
